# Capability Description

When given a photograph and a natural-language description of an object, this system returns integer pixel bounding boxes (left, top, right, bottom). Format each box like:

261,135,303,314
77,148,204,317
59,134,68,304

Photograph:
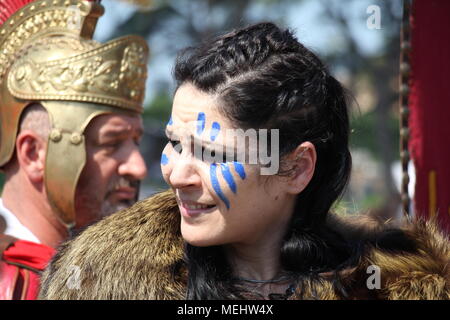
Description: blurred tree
350,110,399,161
118,0,153,7
111,0,258,41
319,0,402,202
143,90,172,123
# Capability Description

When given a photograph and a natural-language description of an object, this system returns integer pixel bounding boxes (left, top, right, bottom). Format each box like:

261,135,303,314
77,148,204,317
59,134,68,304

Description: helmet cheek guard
42,101,116,228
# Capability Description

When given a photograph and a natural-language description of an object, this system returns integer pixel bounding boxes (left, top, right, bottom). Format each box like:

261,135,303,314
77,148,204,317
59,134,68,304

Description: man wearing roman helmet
0,0,149,299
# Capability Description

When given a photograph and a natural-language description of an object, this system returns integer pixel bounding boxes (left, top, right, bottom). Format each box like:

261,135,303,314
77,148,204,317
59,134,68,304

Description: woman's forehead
171,84,231,132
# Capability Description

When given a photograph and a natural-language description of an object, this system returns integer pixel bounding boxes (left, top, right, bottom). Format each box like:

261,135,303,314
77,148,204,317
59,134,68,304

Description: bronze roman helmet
0,0,149,228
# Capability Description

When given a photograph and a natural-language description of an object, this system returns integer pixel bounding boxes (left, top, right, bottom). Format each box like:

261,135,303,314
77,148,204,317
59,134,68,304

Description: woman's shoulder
39,189,186,300
39,194,449,300
316,214,450,300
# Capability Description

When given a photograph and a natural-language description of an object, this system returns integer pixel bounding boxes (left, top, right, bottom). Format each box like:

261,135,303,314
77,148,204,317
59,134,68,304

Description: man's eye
102,141,121,149
169,139,182,153
134,138,142,147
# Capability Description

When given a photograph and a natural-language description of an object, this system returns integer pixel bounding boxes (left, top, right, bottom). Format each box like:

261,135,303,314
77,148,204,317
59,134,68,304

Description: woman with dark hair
39,22,449,300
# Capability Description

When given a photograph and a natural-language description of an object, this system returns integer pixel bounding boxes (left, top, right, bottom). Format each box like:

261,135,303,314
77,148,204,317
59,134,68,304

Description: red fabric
409,0,450,233
0,0,35,25
0,262,42,299
1,240,55,300
2,240,55,271
0,261,19,299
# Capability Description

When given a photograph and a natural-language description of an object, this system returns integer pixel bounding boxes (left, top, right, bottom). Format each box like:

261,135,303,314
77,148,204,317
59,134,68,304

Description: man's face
74,113,147,229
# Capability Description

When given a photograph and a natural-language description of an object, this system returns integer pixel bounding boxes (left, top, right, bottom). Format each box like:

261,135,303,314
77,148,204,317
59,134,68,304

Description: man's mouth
113,187,137,200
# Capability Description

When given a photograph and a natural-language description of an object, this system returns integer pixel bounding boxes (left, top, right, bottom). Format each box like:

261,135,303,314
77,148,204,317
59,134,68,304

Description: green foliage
333,193,385,216
350,110,400,161
0,173,4,193
143,91,172,123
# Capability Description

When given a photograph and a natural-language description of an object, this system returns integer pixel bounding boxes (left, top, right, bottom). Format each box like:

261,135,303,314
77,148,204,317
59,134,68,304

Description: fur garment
39,190,450,300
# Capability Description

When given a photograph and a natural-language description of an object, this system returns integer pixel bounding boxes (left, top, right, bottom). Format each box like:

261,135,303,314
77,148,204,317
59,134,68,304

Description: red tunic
0,235,55,300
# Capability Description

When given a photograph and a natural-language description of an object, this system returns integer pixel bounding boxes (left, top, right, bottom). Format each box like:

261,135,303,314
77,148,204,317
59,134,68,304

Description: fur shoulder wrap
38,190,450,300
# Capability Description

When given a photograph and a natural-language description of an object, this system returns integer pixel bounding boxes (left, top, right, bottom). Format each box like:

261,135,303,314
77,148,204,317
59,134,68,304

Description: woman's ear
15,130,47,184
284,141,316,195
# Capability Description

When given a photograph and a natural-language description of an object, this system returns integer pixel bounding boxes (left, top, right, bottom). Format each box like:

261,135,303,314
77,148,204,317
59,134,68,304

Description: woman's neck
225,238,283,281
225,241,296,299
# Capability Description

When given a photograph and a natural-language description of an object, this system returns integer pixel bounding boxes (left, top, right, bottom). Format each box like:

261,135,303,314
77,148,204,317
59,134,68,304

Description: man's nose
118,146,148,180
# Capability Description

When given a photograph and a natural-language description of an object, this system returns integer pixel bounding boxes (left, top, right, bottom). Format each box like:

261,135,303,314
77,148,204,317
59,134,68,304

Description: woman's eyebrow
192,135,237,152
166,127,237,152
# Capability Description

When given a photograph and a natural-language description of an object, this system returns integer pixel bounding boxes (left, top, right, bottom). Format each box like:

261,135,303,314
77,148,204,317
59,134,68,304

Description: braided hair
174,22,353,299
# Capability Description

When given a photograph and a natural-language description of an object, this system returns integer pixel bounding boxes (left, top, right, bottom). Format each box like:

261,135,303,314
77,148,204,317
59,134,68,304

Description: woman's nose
168,156,202,190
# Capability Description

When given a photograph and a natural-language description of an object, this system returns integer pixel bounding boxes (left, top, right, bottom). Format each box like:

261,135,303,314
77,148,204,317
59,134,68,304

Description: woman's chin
181,225,221,247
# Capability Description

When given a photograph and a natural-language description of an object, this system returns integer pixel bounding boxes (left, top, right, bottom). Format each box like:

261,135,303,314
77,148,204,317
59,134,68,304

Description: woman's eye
169,139,182,153
203,149,228,164
217,152,229,163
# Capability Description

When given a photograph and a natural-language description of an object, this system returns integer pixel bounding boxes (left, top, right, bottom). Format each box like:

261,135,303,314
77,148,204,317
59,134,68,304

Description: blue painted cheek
210,122,221,142
197,112,206,135
220,163,237,193
161,153,169,166
233,161,246,180
167,116,173,126
210,164,230,209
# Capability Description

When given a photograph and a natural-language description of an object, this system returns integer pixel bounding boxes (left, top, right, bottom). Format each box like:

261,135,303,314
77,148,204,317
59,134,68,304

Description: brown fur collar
39,190,450,300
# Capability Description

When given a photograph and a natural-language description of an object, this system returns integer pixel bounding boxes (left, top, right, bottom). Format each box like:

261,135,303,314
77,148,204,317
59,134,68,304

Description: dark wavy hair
174,22,354,299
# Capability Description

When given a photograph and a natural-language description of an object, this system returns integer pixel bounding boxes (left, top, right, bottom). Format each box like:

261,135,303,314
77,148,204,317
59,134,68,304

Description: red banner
409,0,450,233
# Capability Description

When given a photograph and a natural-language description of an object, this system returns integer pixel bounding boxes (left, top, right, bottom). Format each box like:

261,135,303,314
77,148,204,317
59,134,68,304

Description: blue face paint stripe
197,112,206,135
233,161,246,180
168,116,173,126
161,153,169,165
220,163,237,193
210,122,221,141
210,164,230,209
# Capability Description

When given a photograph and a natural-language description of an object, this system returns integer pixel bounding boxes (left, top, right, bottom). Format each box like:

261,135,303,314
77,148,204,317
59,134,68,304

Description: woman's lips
179,201,217,217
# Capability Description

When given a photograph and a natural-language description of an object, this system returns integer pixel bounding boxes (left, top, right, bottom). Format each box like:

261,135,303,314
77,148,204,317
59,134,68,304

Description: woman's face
161,83,297,247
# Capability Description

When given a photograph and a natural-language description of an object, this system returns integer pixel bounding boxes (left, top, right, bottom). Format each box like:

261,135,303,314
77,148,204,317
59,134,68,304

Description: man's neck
1,178,68,248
